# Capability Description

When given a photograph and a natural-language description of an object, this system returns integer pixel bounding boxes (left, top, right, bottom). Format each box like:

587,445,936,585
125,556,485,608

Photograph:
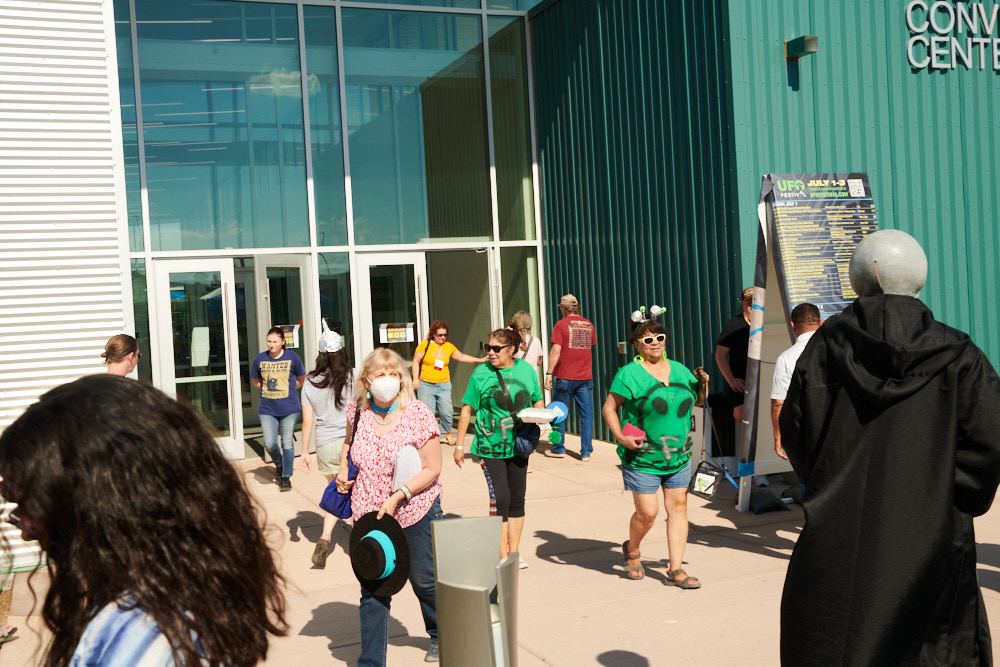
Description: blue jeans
418,380,453,436
261,412,298,478
358,497,442,666
551,377,594,457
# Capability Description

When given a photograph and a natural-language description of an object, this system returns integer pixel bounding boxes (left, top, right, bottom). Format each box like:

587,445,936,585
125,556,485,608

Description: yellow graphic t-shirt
415,340,458,384
259,359,292,400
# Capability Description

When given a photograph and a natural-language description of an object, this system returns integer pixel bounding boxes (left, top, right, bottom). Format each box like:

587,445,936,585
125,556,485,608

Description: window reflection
353,0,481,8
114,0,143,252
489,17,535,240
319,253,354,360
304,7,348,247
135,0,308,251
343,9,492,245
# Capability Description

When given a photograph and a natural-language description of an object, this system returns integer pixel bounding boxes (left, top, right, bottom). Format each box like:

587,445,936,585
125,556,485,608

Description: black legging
479,456,528,520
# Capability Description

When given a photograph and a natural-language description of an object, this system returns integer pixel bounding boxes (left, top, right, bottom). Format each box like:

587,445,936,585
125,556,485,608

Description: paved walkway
5,436,1000,665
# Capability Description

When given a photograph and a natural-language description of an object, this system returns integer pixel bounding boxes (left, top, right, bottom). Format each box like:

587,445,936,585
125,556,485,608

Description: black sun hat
349,512,411,597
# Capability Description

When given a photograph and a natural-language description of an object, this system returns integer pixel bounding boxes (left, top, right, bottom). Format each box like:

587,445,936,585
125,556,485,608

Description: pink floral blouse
346,398,442,528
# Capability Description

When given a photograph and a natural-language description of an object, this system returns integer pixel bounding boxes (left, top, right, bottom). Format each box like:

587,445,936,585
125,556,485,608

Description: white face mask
369,376,400,403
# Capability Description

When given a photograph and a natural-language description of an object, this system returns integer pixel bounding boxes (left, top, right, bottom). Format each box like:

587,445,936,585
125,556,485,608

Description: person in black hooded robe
779,230,1000,666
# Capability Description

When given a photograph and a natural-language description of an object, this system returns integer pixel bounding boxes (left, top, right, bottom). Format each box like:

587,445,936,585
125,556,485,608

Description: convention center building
2,0,997,457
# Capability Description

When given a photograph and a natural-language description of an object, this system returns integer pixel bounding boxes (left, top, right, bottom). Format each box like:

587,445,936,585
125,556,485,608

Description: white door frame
150,258,243,459
254,254,316,365
355,252,429,359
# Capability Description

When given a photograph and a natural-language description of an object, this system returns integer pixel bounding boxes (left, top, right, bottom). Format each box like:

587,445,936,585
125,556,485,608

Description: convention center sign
733,173,879,511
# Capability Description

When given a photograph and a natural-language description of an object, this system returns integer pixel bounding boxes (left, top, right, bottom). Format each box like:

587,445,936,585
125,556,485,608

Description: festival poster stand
735,173,879,512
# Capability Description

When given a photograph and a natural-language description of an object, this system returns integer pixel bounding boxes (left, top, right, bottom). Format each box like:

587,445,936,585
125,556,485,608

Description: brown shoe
311,539,330,568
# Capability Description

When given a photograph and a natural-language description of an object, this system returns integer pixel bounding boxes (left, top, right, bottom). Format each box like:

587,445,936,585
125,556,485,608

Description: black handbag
493,366,540,459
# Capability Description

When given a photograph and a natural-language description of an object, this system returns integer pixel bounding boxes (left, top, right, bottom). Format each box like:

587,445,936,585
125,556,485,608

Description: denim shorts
622,460,692,494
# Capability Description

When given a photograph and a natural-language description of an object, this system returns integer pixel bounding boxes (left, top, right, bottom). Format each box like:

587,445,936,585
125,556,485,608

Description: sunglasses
434,332,448,338
640,334,666,345
485,344,511,353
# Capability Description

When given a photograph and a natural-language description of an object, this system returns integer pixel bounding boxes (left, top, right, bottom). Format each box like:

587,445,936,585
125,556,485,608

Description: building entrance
149,255,315,459
355,249,497,414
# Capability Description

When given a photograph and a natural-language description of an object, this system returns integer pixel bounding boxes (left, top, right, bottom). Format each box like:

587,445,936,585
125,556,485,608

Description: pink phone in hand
623,423,646,443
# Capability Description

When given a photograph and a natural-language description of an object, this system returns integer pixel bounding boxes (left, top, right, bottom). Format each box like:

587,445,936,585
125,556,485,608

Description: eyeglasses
640,334,666,345
485,344,510,353
434,332,448,339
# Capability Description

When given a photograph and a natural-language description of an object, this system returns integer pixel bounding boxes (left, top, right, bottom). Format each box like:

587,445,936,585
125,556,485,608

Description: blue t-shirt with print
251,349,306,417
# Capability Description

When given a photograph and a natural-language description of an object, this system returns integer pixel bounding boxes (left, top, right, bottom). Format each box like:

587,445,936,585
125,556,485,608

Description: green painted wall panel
531,0,741,441
727,0,1000,364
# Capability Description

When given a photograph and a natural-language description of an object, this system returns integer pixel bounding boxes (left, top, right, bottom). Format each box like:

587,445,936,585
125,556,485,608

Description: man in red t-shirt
544,294,597,460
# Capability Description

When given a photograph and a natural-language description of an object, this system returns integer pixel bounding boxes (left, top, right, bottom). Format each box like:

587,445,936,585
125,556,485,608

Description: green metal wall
530,0,742,441
726,0,1000,365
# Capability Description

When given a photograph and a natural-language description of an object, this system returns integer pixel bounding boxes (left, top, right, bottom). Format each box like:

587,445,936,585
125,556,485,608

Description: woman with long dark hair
299,322,355,568
411,320,484,445
251,326,307,491
453,326,543,567
601,317,709,586
0,375,287,667
337,347,443,664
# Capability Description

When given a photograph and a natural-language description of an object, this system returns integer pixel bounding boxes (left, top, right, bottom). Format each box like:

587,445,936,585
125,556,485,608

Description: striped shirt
71,598,186,666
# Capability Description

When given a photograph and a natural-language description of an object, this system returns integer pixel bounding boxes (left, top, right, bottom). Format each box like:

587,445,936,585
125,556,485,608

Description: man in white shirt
770,303,822,459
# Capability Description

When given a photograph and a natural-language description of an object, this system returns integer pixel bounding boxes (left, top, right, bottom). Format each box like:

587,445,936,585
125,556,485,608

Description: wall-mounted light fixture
785,35,818,60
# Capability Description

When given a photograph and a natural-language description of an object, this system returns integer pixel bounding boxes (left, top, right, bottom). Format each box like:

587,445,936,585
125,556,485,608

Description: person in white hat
299,320,356,569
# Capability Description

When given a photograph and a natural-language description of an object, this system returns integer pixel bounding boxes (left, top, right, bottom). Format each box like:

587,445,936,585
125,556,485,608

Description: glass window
319,253,355,362
114,0,143,252
343,9,492,245
489,17,535,240
353,0,481,8
486,0,546,10
304,7,348,247
135,0,308,251
131,259,152,383
500,246,540,329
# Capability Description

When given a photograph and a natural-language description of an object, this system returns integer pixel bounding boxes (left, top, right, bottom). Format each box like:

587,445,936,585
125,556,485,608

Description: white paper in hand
392,444,422,493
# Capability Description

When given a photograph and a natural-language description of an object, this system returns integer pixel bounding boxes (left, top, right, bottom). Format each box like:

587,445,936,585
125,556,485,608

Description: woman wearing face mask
601,316,709,587
251,327,307,492
453,327,543,568
335,347,443,665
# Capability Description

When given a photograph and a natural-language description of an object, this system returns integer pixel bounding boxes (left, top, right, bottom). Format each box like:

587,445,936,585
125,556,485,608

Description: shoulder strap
345,403,362,446
493,366,519,423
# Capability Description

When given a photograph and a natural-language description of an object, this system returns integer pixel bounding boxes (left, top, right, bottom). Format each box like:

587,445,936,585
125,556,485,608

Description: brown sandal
665,568,701,589
622,540,644,580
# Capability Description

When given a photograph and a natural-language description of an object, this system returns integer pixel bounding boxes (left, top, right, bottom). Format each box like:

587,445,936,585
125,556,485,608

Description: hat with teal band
350,512,411,596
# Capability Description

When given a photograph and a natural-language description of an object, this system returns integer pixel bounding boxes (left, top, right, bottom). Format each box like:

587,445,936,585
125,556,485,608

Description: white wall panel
0,0,131,435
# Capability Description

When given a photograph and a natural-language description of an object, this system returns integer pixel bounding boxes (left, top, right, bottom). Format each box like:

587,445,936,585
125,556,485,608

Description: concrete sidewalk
5,435,1000,665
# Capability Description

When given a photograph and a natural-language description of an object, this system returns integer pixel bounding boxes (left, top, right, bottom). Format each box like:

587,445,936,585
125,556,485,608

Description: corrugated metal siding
530,0,741,440
0,0,130,569
0,1,131,422
727,0,1000,365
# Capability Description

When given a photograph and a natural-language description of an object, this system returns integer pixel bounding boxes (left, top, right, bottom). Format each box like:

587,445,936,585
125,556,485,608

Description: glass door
151,259,242,459
356,253,429,361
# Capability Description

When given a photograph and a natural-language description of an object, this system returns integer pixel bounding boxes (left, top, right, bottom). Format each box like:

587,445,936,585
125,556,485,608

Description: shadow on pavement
976,543,1000,594
597,649,651,666
299,601,428,662
533,530,624,578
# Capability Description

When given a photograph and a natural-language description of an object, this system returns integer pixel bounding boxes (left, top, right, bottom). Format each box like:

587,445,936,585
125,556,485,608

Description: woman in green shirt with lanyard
454,326,543,566
602,316,709,587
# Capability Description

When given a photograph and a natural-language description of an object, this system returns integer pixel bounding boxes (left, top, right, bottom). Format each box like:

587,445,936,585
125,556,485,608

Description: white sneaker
753,474,770,487
519,557,528,569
